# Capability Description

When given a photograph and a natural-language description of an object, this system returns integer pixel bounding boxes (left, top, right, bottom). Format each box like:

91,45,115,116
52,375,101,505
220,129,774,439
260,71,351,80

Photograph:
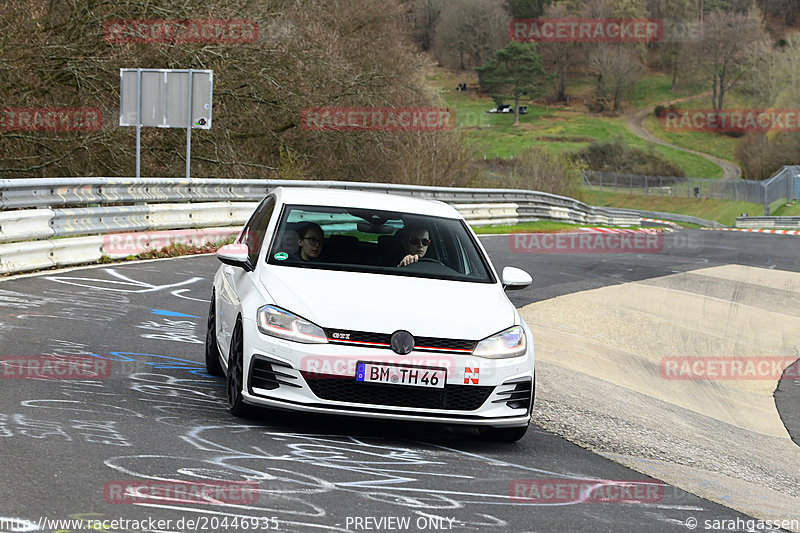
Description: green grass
643,95,744,166
432,71,724,178
473,221,579,234
772,201,800,216
472,220,653,234
630,74,681,109
582,190,762,226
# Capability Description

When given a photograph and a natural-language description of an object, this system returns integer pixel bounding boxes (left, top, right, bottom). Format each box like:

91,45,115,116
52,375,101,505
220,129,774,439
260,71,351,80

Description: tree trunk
671,59,678,91
711,75,718,110
514,93,520,125
557,64,568,102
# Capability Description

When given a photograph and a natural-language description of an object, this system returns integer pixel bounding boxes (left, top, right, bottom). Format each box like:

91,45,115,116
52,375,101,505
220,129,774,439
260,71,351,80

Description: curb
702,228,800,236
641,217,682,229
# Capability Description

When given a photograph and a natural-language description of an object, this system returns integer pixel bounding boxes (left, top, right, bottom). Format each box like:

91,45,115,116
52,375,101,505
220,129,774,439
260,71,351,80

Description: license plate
355,362,446,389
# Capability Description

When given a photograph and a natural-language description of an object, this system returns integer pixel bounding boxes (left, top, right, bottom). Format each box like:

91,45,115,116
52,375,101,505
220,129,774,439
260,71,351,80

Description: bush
571,138,685,177
474,147,584,200
735,132,800,180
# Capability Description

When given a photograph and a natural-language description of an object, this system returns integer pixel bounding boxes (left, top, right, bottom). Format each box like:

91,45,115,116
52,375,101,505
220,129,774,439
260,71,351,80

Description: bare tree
582,0,646,111
431,0,509,71
589,44,643,111
537,2,585,102
757,0,800,25
680,10,768,110
652,0,700,91
410,0,445,51
0,0,473,185
505,0,555,17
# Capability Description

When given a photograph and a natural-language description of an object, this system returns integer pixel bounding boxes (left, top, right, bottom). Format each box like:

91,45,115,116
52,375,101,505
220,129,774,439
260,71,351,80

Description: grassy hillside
644,96,745,164
430,70,726,178
582,190,761,226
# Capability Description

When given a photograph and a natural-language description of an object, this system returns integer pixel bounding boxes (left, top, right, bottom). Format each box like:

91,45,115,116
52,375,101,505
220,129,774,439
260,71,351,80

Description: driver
397,225,430,267
292,222,324,262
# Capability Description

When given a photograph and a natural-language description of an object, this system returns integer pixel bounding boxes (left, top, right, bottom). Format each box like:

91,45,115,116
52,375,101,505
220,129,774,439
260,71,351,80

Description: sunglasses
408,238,430,246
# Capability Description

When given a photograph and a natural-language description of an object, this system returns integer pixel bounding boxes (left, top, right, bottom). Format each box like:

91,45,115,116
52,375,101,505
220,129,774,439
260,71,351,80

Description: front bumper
239,318,535,427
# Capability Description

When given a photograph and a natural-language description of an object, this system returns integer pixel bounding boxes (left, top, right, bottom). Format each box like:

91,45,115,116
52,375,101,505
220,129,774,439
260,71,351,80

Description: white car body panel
210,187,535,430
256,266,516,339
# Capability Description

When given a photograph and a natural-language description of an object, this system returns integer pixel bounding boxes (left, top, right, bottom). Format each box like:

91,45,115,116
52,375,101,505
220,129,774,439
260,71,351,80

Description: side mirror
502,266,532,290
217,243,253,271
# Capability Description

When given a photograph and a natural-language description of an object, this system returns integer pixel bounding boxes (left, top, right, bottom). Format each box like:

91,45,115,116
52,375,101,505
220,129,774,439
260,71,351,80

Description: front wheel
204,294,223,377
226,319,251,417
478,424,528,442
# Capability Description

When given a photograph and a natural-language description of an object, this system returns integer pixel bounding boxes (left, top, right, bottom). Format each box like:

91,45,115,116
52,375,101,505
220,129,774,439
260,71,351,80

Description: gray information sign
119,68,213,177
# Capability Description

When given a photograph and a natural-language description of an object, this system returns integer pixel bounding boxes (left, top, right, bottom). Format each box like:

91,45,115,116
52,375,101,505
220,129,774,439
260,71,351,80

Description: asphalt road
0,229,798,532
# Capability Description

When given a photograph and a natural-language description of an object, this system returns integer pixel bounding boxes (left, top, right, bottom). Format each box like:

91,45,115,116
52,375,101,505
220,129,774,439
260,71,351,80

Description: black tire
226,319,251,417
478,424,529,443
204,294,224,377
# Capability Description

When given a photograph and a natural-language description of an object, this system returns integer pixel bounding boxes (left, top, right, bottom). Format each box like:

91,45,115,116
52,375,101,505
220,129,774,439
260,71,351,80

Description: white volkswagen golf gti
206,187,535,441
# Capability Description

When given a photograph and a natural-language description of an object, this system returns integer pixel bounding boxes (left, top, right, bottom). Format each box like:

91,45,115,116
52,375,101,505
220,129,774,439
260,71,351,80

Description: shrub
474,147,584,200
571,138,685,177
736,132,800,180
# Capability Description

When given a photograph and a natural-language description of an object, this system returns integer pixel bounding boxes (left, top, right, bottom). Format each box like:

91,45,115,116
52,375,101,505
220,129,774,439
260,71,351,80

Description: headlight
257,305,328,344
472,326,526,358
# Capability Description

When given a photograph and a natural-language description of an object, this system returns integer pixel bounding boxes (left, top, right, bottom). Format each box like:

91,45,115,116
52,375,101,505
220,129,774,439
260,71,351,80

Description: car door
218,195,276,352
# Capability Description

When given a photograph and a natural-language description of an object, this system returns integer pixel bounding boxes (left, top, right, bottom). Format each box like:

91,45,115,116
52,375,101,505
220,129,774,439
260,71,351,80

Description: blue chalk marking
151,309,200,319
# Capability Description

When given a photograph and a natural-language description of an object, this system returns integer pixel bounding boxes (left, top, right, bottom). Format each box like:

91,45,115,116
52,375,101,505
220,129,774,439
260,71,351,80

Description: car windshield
266,204,494,283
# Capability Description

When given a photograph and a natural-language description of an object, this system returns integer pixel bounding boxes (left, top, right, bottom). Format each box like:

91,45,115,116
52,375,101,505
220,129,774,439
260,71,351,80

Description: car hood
258,266,516,340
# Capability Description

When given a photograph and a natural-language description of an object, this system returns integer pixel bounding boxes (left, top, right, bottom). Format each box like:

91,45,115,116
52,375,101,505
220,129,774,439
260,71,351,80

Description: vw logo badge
390,330,414,355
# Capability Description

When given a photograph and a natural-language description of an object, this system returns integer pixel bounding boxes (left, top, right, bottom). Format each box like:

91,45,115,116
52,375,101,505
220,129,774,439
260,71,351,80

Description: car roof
271,187,463,219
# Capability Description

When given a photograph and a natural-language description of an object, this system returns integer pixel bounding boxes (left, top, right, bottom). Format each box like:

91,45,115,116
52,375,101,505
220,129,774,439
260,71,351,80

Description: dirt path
626,93,742,179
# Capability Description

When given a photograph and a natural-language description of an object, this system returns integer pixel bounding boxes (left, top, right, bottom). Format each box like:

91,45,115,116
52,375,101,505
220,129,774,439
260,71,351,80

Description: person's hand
397,254,419,267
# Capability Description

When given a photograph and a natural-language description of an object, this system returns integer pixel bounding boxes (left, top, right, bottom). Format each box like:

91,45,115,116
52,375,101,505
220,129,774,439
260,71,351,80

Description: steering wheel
417,257,444,265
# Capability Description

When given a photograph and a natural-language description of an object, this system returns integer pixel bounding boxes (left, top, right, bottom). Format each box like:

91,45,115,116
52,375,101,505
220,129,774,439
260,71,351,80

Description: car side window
238,196,275,268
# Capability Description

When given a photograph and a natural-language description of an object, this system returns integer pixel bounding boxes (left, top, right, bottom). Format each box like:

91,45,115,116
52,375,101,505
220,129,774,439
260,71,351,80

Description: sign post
119,68,213,178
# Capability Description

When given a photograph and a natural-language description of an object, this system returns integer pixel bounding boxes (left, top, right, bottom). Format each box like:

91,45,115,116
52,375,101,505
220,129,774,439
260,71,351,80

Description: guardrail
736,216,800,229
0,177,672,275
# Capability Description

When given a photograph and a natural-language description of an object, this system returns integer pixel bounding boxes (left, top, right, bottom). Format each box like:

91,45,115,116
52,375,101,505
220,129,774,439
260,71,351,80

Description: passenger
397,225,430,267
293,222,324,262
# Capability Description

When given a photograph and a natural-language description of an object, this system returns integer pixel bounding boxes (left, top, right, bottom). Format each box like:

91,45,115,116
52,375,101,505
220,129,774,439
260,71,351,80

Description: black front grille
250,356,301,391
302,374,493,411
323,328,476,354
415,336,476,353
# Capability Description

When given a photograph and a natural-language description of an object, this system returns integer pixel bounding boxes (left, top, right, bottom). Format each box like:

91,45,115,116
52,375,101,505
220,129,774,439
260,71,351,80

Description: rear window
265,204,495,283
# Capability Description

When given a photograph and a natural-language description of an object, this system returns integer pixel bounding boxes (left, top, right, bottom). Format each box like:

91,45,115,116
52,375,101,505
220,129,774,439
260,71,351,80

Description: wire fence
582,167,800,215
